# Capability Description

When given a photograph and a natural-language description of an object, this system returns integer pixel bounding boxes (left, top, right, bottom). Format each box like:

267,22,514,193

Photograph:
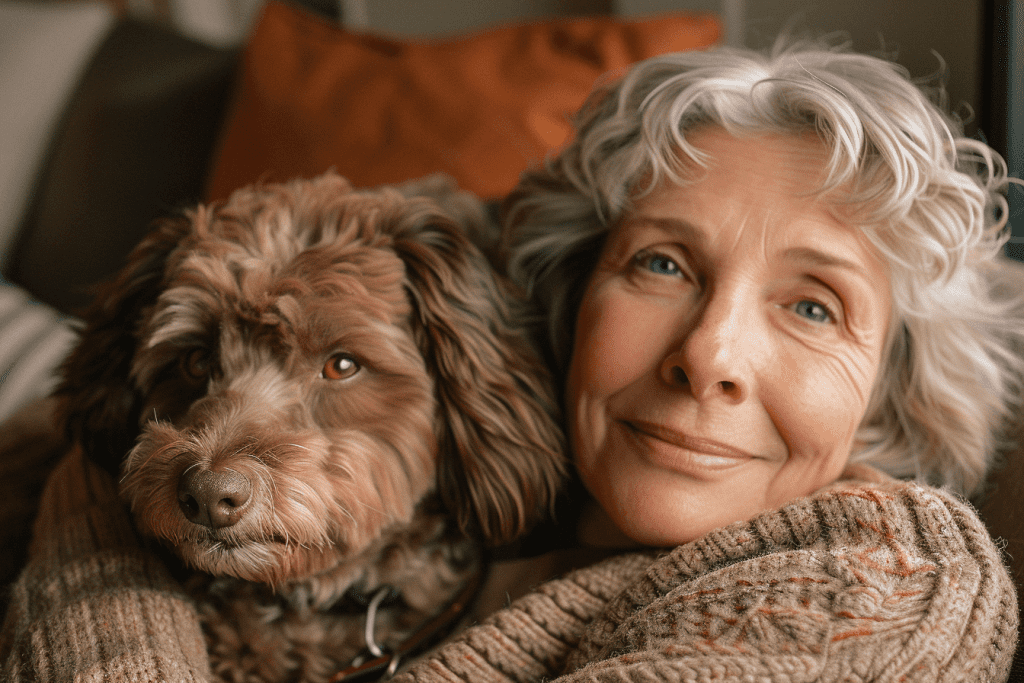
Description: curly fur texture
54,172,566,682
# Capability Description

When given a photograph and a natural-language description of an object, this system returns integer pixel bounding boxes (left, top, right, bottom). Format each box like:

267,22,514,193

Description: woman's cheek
779,330,880,414
574,287,660,389
766,343,881,499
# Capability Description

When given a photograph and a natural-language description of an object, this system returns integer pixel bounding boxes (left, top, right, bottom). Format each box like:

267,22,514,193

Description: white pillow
0,283,77,423
0,1,115,271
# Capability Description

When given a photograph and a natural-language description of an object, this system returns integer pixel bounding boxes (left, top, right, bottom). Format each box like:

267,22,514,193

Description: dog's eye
322,354,360,380
181,349,212,381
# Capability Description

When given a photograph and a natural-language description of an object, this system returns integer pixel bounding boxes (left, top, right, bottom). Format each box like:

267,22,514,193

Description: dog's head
55,173,566,584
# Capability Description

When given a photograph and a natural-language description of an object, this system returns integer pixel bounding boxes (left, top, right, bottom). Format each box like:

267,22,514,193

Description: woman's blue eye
793,300,833,323
644,254,682,276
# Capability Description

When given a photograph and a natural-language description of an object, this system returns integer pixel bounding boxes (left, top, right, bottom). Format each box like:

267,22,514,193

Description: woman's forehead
626,131,847,228
623,126,858,223
680,127,833,187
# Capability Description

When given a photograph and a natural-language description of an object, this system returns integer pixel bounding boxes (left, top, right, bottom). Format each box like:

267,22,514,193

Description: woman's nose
659,291,754,403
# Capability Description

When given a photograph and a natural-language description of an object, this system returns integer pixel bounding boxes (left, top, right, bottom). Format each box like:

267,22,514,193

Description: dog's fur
53,173,566,682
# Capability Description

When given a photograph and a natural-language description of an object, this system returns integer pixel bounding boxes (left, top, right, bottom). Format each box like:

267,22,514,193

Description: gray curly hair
502,38,1024,497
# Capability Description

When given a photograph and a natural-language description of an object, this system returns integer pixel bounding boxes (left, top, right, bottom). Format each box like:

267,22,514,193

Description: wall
725,0,984,141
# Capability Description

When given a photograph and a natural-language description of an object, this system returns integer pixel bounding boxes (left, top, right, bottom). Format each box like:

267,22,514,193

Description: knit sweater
0,448,1017,682
0,446,212,682
396,466,1019,683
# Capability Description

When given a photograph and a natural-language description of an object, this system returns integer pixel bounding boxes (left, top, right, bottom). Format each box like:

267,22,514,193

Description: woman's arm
0,445,212,682
394,552,653,683
397,476,1018,683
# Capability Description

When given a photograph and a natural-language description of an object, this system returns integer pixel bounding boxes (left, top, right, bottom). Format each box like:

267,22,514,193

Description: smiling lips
623,419,758,472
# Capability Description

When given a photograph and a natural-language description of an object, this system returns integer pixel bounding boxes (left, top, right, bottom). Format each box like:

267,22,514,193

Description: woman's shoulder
563,469,1018,682
397,473,1017,683
632,467,1013,617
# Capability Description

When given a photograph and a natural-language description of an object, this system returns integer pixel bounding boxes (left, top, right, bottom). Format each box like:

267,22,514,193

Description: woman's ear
393,213,568,546
54,215,190,477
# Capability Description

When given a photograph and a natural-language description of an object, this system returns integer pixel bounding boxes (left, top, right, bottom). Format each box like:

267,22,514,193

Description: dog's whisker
121,440,183,485
268,510,289,546
353,499,385,516
169,450,194,464
260,472,280,503
326,506,357,535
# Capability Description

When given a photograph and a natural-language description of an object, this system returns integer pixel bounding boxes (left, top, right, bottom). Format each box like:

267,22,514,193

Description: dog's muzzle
177,467,253,529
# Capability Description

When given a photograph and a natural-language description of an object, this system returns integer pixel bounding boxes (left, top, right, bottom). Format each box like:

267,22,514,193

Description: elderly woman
391,40,1022,682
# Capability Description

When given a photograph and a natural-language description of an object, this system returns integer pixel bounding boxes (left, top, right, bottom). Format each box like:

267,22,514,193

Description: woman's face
567,128,892,548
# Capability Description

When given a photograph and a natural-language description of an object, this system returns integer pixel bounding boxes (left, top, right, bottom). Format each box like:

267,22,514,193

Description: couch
1,0,1021,679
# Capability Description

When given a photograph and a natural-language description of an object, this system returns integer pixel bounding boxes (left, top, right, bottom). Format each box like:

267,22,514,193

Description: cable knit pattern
396,477,1018,683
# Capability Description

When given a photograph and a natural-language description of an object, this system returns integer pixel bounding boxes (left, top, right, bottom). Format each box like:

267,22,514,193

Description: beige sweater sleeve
0,447,212,682
396,476,1018,683
395,552,655,683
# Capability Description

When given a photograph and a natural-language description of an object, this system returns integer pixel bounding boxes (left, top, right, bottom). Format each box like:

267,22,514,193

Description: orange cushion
206,1,721,201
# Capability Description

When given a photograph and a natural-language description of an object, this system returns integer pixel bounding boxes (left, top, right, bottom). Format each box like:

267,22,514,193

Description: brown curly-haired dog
53,173,566,683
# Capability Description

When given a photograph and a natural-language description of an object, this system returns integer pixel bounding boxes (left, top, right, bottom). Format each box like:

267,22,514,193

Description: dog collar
328,566,486,683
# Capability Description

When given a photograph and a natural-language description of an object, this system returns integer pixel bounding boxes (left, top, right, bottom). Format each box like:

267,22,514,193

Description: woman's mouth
622,420,758,475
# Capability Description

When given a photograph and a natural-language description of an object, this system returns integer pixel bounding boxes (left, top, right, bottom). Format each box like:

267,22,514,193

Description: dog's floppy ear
391,209,568,546
54,215,191,476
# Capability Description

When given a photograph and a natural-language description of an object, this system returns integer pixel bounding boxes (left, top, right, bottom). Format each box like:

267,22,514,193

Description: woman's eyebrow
627,216,708,247
782,246,871,277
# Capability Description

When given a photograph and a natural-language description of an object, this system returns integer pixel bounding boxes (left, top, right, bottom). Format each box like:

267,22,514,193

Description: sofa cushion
0,1,115,273
7,18,237,316
0,284,76,424
206,0,721,201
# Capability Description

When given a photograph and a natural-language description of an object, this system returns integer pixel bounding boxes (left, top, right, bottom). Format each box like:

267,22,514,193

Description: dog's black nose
177,467,252,529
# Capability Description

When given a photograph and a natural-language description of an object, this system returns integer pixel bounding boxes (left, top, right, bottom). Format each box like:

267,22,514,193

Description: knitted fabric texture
396,476,1018,683
0,446,212,682
0,450,1017,682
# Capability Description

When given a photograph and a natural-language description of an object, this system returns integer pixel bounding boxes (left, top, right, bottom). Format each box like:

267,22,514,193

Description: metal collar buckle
329,568,484,683
327,587,402,683
363,587,402,677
